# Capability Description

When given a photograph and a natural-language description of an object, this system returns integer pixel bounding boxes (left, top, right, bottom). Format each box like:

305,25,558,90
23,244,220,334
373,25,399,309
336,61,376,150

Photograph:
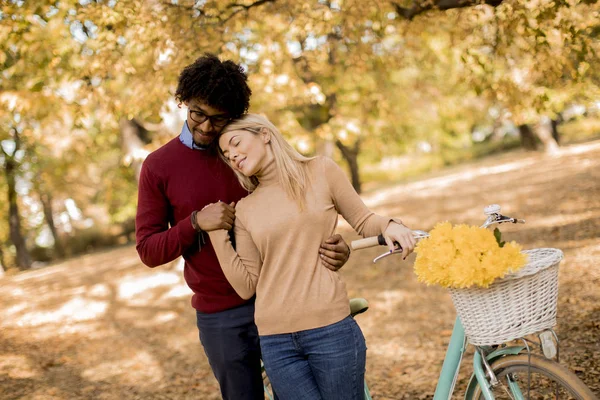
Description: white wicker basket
448,248,563,346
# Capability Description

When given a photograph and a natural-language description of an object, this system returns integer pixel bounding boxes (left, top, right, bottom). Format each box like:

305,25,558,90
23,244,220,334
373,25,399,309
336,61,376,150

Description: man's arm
319,234,351,271
135,162,198,267
135,164,237,267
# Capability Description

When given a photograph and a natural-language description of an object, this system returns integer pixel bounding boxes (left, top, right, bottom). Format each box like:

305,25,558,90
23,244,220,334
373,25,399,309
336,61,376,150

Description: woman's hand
383,221,416,259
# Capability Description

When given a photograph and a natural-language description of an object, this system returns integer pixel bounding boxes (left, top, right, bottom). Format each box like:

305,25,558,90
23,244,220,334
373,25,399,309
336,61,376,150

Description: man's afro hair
175,54,251,118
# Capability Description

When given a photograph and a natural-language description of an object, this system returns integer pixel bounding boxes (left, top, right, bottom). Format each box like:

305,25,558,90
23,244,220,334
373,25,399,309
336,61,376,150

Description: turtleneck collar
255,158,278,187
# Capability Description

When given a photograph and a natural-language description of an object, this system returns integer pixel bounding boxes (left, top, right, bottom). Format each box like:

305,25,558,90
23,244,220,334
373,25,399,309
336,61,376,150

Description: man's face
185,99,231,147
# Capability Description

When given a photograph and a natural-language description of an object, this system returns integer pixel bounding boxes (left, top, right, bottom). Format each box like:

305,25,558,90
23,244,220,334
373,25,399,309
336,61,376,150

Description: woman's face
219,128,272,177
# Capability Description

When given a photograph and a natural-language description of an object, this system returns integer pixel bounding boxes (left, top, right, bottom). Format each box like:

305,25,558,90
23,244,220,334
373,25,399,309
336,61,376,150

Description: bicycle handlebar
351,230,429,251
351,234,386,250
350,205,524,261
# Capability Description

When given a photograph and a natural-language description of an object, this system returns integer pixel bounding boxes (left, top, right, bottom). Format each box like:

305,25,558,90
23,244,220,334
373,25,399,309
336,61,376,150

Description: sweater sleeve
321,157,391,237
135,160,198,267
208,215,262,300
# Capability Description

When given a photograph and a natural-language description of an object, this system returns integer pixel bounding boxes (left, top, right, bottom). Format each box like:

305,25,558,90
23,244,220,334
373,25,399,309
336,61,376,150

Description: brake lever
373,247,403,263
372,230,429,263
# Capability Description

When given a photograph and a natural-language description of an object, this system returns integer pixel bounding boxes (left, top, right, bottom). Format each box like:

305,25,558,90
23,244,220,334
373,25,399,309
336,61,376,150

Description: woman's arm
322,157,416,257
208,215,262,300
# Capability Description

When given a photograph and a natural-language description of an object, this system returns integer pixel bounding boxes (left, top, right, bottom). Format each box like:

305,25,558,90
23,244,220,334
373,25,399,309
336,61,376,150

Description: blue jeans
260,316,367,400
196,299,264,400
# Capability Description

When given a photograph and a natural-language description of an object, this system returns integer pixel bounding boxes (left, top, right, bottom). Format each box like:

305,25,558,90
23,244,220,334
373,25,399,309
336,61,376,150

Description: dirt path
1,141,599,399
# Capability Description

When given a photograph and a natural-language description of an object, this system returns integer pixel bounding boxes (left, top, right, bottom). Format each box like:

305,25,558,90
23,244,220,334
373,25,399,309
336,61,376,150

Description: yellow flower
413,222,528,288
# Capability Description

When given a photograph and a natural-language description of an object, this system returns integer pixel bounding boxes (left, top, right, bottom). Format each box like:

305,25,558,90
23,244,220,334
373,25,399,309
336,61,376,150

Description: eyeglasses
189,109,231,128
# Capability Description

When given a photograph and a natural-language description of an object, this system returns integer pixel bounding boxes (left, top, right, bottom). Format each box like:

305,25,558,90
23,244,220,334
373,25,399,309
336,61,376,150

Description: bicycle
347,204,598,400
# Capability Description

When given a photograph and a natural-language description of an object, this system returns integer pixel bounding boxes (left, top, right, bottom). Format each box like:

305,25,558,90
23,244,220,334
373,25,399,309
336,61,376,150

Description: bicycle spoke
490,370,583,399
472,354,596,400
498,376,517,400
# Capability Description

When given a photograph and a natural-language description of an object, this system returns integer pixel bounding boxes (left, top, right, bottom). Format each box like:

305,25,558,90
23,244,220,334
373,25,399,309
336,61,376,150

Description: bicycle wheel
472,354,597,400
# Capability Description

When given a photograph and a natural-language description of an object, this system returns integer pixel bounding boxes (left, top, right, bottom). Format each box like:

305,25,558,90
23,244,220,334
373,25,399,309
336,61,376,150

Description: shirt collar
179,121,209,151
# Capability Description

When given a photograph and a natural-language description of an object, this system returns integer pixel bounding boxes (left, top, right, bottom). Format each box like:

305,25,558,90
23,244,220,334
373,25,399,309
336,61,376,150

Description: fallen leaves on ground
1,141,599,399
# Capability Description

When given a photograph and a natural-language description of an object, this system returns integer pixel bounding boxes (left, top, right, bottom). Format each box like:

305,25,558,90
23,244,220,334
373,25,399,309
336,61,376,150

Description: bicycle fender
463,346,525,400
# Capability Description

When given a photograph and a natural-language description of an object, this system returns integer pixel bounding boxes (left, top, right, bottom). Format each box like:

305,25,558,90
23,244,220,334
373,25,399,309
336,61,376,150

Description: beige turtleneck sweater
208,156,392,335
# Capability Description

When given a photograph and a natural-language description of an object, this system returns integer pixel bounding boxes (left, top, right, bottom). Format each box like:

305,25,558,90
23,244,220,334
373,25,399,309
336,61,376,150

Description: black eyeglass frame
188,108,232,128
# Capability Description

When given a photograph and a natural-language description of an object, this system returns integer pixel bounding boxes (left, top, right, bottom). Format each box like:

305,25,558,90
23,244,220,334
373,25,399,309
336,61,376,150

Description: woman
207,114,416,400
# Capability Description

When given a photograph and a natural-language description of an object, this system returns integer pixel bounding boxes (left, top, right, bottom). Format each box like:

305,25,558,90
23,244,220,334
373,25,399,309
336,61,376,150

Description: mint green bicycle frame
433,317,526,400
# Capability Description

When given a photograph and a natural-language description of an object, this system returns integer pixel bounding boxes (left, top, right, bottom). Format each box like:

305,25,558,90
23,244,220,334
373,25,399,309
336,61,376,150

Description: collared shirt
179,121,208,150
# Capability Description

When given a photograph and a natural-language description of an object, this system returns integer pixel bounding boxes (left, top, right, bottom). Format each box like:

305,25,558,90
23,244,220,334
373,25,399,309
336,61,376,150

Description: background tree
1,0,598,266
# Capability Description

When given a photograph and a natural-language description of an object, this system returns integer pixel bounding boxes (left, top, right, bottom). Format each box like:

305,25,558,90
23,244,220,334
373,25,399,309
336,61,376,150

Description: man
135,54,350,400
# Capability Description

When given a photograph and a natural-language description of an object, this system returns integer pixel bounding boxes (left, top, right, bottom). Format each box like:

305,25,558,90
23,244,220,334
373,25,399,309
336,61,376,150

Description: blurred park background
1,1,600,399
1,0,599,271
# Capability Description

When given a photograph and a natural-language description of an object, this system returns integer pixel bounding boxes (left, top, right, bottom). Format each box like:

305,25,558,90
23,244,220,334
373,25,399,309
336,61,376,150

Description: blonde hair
219,114,314,208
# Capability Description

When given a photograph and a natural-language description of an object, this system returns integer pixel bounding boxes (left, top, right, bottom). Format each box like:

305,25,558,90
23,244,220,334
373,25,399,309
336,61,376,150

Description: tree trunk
551,116,562,144
518,124,538,151
335,139,362,194
119,118,150,183
0,246,6,277
39,191,65,258
534,118,560,155
5,156,32,270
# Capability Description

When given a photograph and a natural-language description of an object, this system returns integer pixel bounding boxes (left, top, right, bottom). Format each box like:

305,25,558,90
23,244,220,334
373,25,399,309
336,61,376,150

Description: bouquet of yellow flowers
413,222,527,288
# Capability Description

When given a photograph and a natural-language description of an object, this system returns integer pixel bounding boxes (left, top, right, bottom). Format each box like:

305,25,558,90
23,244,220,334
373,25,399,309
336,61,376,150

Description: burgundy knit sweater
135,137,249,313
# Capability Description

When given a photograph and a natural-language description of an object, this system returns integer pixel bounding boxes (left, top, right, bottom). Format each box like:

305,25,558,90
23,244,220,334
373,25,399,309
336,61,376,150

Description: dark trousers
196,300,264,400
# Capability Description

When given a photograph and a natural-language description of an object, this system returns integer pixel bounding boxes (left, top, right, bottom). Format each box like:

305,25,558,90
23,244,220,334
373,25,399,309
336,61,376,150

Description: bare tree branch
160,0,201,12
159,0,276,26
220,0,277,24
392,0,504,20
291,35,316,85
226,0,276,11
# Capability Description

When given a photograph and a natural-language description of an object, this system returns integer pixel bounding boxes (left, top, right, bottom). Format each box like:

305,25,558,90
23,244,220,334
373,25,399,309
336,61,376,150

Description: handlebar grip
351,234,386,250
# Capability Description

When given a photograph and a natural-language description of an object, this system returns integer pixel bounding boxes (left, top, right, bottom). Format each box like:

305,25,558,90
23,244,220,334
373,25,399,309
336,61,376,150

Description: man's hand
196,202,236,231
319,234,351,271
